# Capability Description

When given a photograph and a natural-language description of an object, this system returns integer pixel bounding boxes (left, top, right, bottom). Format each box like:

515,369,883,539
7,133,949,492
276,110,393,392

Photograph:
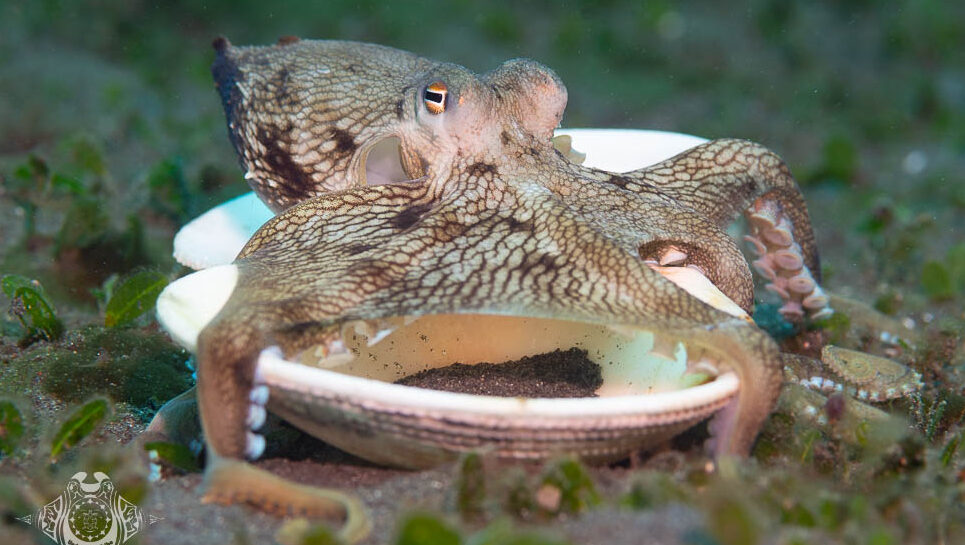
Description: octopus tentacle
203,456,370,543
559,171,756,313
196,319,264,460
638,234,754,314
196,316,370,541
744,198,831,319
616,139,831,320
692,320,783,456
817,345,922,401
782,349,922,402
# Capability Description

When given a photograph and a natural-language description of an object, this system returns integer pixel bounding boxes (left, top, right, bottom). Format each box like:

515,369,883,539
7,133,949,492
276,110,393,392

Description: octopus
146,37,923,542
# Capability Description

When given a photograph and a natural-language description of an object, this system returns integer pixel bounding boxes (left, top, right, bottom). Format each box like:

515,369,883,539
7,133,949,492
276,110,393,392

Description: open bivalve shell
158,129,744,469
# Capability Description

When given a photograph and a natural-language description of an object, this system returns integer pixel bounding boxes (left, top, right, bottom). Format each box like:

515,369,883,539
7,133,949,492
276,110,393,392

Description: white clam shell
259,347,739,468
158,129,747,468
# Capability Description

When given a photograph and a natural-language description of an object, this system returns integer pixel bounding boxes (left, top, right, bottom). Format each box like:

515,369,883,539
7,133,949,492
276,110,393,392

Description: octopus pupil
424,90,444,104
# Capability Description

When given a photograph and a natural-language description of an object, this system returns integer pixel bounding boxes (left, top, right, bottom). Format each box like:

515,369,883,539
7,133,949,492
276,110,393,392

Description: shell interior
302,314,712,396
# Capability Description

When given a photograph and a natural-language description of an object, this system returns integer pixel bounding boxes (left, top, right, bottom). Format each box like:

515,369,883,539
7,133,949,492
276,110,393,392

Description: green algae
67,442,152,506
620,472,690,510
922,261,955,301
143,440,201,473
49,398,109,460
536,458,600,515
1,274,63,344
455,452,486,521
395,513,571,545
103,270,168,327
813,311,852,346
921,243,965,302
396,514,461,545
293,525,344,545
620,446,965,544
805,132,858,186
0,400,24,456
37,326,191,411
948,243,965,292
706,493,760,545
54,196,154,289
503,467,538,520
448,456,602,526
465,519,571,545
147,157,197,224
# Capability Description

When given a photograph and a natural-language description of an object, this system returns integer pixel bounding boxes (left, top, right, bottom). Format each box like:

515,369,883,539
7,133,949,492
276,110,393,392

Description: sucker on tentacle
782,347,922,402
744,198,831,320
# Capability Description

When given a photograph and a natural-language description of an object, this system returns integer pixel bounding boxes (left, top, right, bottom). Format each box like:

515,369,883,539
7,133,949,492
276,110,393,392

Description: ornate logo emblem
16,472,161,545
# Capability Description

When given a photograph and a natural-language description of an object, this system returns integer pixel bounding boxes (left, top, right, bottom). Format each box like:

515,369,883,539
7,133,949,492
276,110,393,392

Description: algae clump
39,326,192,410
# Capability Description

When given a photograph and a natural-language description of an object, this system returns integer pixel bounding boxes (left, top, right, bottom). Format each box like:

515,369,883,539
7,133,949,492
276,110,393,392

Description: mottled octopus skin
196,36,828,534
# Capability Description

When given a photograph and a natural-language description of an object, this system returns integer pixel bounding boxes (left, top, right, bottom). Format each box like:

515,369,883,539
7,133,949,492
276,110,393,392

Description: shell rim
257,346,741,419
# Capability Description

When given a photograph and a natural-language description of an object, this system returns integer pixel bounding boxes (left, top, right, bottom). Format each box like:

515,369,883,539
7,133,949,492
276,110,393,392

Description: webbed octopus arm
200,165,781,468
193,181,438,540
612,140,832,319
195,314,371,542
557,172,756,312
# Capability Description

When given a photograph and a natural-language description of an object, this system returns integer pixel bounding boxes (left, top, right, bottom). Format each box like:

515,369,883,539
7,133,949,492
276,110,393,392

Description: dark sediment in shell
395,347,602,398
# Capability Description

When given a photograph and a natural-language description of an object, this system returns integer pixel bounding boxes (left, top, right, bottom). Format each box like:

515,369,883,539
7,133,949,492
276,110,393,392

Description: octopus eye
423,81,448,114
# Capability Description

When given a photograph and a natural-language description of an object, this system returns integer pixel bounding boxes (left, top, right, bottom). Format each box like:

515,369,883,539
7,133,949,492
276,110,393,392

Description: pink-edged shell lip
158,129,750,468
258,346,739,468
